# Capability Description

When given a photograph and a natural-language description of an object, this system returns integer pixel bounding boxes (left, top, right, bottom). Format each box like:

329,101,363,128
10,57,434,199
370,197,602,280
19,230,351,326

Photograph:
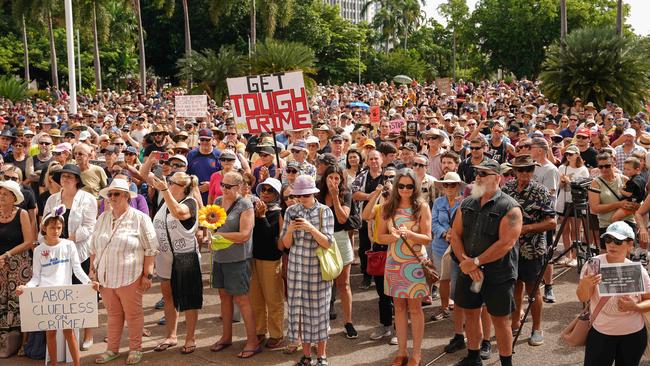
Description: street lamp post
358,42,361,85
64,0,77,114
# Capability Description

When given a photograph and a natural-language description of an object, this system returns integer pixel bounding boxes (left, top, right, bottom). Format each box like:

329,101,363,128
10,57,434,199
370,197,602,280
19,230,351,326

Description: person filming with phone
577,221,650,366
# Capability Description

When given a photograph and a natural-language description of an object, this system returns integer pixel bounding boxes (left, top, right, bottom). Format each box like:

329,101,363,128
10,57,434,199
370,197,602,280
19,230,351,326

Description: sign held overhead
175,95,208,118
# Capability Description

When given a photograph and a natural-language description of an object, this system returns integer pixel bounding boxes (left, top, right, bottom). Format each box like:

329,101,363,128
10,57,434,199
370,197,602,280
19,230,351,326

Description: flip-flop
181,345,196,354
95,351,120,364
210,342,232,352
154,341,178,352
237,346,262,359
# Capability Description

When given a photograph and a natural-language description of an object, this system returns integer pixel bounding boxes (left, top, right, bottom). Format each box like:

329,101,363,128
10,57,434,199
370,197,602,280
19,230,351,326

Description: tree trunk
133,0,147,94
560,0,567,41
92,1,102,92
48,9,59,90
250,0,256,53
182,0,192,88
22,16,30,82
616,0,622,35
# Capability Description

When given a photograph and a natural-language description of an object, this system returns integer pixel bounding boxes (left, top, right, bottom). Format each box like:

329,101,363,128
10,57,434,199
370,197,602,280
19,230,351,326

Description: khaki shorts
440,246,453,281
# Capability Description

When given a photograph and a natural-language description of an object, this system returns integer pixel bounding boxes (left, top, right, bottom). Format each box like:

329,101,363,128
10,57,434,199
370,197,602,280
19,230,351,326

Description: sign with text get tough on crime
227,71,311,133
19,285,99,332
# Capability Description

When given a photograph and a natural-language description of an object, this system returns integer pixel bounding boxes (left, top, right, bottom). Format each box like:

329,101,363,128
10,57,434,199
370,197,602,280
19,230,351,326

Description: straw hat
434,172,465,189
99,178,137,199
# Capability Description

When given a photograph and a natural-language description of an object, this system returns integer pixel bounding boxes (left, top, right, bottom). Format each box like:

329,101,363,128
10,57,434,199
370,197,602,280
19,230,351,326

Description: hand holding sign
370,106,380,124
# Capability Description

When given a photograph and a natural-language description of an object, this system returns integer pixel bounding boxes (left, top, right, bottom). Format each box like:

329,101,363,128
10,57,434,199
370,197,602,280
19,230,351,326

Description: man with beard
574,128,598,168
143,125,169,157
450,159,522,366
458,138,488,184
501,155,556,347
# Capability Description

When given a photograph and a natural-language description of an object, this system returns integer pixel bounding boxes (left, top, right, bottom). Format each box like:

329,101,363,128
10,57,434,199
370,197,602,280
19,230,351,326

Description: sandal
16,346,25,357
283,342,302,354
154,340,178,352
142,329,151,337
210,341,232,352
125,350,143,365
181,345,197,354
237,346,262,358
266,337,285,349
95,350,120,364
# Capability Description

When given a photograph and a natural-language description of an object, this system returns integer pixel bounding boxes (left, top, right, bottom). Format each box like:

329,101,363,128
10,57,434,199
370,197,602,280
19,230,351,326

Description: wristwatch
473,257,480,267
145,273,153,280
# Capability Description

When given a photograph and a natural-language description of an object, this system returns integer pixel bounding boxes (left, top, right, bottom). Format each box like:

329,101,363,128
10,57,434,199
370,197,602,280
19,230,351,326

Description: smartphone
586,257,600,276
152,165,164,180
152,151,169,161
407,121,417,137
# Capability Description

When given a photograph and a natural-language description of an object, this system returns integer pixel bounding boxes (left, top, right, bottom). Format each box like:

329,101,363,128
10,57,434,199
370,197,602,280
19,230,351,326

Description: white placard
227,71,312,133
19,284,98,332
175,95,208,118
598,262,646,297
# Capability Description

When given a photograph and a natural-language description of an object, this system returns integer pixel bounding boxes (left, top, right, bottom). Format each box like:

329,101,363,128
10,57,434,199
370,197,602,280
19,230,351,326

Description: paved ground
9,244,650,366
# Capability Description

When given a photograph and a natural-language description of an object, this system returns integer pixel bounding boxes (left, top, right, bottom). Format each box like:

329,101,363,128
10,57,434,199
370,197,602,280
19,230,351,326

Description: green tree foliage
250,39,317,89
366,49,426,82
539,27,650,114
0,75,28,101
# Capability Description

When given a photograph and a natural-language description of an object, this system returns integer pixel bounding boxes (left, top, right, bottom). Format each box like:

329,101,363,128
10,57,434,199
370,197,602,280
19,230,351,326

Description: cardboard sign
389,119,405,133
436,78,452,95
175,95,208,118
19,285,98,332
598,262,646,296
227,71,311,133
370,106,381,123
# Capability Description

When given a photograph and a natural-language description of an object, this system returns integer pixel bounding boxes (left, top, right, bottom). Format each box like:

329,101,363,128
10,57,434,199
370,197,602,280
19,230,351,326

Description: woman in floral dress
280,175,334,366
377,169,432,366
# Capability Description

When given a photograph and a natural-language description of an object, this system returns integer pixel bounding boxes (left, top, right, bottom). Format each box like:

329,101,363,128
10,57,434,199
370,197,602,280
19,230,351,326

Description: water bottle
470,279,483,293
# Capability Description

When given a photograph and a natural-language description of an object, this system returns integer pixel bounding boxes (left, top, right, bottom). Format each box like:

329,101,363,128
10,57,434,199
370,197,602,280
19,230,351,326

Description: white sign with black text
598,262,646,297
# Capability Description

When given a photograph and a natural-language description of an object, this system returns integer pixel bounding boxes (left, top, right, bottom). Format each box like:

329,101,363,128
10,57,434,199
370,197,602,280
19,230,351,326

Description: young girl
16,205,99,366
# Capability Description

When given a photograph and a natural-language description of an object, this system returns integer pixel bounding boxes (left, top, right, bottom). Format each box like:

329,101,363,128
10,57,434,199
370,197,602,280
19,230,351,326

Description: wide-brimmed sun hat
255,178,282,196
0,180,24,204
52,164,84,188
99,178,137,199
291,175,320,196
434,172,465,189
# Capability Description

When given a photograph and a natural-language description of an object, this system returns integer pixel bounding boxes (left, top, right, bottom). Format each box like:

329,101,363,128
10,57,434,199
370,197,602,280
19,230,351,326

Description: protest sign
19,285,98,332
227,71,311,133
389,119,405,133
598,262,645,296
436,78,452,95
175,95,208,118
370,106,381,124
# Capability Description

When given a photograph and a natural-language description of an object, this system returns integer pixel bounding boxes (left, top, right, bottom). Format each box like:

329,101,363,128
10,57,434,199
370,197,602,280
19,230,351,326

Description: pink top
208,171,223,203
581,254,650,336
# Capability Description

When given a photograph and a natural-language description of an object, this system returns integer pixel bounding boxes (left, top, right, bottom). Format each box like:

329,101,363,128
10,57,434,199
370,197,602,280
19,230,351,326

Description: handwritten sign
598,262,646,296
370,106,381,124
175,95,208,118
227,71,311,133
436,78,452,95
389,119,405,133
19,285,98,332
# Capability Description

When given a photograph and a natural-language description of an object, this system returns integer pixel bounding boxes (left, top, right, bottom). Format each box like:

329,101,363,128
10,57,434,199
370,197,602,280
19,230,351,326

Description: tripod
512,197,596,349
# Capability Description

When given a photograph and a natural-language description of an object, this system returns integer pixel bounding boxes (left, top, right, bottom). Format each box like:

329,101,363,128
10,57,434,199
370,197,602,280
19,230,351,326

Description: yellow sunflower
198,204,227,230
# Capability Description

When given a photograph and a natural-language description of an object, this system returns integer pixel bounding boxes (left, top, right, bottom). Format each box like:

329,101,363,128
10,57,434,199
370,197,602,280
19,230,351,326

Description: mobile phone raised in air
152,151,169,161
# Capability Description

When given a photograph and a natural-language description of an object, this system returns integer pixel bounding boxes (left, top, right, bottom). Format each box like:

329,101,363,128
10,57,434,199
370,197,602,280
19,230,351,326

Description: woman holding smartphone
578,221,650,366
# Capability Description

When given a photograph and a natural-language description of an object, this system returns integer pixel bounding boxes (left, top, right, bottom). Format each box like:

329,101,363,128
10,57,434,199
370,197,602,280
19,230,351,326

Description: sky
423,0,650,36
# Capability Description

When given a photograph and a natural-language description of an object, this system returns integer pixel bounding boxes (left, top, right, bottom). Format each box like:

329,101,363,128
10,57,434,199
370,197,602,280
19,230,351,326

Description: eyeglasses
412,163,427,168
290,194,311,199
225,132,237,136
427,136,440,141
576,135,589,139
514,166,535,173
107,192,123,198
219,158,235,163
291,150,302,154
476,170,496,177
39,141,52,146
259,153,271,158
397,183,415,190
220,182,239,190
259,186,275,194
3,176,18,182
171,163,185,169
286,168,298,174
598,164,612,169
383,175,396,181
604,235,626,246
470,146,482,150
442,183,458,188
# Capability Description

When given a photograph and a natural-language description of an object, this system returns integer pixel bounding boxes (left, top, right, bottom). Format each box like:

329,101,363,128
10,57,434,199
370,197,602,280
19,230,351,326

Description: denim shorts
211,259,252,296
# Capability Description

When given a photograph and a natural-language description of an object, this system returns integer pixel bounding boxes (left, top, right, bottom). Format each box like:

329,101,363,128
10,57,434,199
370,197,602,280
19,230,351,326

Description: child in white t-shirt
17,205,99,366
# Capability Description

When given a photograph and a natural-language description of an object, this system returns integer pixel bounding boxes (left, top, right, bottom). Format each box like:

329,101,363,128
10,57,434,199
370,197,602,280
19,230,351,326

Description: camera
570,177,600,204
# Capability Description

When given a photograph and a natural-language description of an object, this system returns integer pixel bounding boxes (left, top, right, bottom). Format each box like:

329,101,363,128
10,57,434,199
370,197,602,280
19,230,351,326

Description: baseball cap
331,134,343,142
292,140,307,151
198,128,213,139
79,131,91,141
124,146,138,155
317,153,338,166
400,142,418,152
623,128,636,137
575,128,590,137
473,159,500,174
53,142,72,153
169,154,188,166
601,221,635,241
363,139,376,148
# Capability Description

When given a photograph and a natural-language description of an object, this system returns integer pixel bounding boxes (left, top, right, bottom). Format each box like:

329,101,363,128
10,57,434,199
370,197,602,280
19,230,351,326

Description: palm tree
8,0,31,82
131,0,147,93
540,27,650,114
76,0,110,92
18,0,60,89
208,0,294,43
250,39,317,90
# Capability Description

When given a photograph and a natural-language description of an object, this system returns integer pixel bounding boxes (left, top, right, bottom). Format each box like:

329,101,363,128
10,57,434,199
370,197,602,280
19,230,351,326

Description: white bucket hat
99,178,137,199
0,180,24,205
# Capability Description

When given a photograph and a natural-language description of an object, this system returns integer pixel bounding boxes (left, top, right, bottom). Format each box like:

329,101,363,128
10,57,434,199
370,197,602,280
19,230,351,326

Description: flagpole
64,0,77,114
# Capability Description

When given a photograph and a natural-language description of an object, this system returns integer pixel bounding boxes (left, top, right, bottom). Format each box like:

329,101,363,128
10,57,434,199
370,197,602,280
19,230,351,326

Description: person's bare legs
184,310,199,348
158,281,178,346
393,298,409,357
216,289,234,345
62,329,81,366
407,298,424,362
462,307,483,350
233,294,260,356
335,265,353,324
316,340,327,358
480,306,492,342
524,282,543,331
46,330,58,366
453,306,465,334
491,314,513,357
439,279,451,310
511,281,524,331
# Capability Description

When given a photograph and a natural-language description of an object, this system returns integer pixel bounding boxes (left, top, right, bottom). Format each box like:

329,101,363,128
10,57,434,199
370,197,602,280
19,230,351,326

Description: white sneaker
369,325,391,340
567,259,578,267
529,330,544,346
389,336,398,345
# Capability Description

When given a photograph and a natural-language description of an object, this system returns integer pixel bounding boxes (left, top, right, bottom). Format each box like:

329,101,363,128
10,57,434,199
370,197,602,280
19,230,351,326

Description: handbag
0,330,21,358
342,199,362,231
165,201,203,312
392,219,440,287
561,296,609,347
366,244,387,276
315,206,343,281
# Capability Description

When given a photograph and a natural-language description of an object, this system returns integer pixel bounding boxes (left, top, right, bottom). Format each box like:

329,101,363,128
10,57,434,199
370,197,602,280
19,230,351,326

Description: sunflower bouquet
198,205,233,251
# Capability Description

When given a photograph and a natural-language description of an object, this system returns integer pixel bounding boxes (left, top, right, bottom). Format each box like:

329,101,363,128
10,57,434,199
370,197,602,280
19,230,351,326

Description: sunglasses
259,186,275,194
39,141,52,146
514,166,535,173
219,158,235,163
598,164,612,169
576,135,589,139
291,150,302,154
259,153,271,158
470,146,482,150
427,136,441,141
107,192,123,198
442,183,458,188
286,168,298,174
3,176,18,182
397,183,415,190
220,182,239,190
383,175,396,181
225,132,237,136
413,163,427,168
113,142,124,146
171,163,185,169
290,194,311,199
166,178,182,187
604,235,627,246
476,170,496,177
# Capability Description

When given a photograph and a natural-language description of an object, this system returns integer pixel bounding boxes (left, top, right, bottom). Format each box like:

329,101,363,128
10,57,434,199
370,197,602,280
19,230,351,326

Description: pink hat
54,142,72,153
291,175,320,196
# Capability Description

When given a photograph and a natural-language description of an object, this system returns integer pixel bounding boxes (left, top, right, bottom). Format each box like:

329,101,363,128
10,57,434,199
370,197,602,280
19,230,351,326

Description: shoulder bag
315,206,343,281
342,196,362,231
598,176,623,201
165,199,203,312
392,218,440,287
561,296,609,347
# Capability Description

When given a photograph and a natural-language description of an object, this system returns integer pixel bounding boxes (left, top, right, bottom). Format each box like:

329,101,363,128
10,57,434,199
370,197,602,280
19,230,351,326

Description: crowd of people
0,78,650,366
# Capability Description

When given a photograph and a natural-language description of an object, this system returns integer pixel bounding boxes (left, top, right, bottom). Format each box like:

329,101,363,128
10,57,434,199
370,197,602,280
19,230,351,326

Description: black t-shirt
180,198,197,230
624,174,647,203
19,186,37,212
329,191,352,233
580,147,598,168
458,156,487,183
252,208,283,261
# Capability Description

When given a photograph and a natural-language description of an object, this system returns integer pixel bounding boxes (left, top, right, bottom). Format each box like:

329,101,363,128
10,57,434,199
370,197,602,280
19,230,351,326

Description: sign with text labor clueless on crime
175,95,208,118
19,285,98,332
227,71,311,133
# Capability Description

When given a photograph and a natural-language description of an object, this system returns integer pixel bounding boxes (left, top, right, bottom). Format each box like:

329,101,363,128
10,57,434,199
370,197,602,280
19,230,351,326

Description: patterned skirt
0,251,32,331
